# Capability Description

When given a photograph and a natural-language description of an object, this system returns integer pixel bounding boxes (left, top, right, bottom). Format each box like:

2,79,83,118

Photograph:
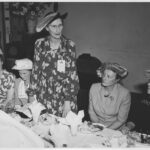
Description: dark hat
97,62,128,78
36,11,68,32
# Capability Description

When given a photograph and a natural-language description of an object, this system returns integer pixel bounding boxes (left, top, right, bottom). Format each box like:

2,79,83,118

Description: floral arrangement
10,2,52,20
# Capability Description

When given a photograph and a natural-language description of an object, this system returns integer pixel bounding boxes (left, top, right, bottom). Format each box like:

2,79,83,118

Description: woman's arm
14,78,20,106
108,91,131,130
6,85,15,105
62,40,80,117
88,85,99,123
29,39,43,98
4,75,15,110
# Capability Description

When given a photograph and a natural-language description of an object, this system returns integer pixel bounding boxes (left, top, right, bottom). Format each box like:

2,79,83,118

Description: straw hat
97,62,128,78
12,58,33,70
36,11,68,32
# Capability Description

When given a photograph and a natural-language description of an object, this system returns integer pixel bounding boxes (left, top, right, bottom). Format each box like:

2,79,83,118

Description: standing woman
0,48,15,111
88,62,131,130
29,12,79,117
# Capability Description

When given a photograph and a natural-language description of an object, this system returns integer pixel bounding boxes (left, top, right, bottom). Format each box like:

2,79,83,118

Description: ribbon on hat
110,63,128,77
97,62,128,78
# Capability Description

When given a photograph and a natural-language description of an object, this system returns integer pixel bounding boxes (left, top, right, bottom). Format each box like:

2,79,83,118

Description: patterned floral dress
30,35,79,116
0,70,15,108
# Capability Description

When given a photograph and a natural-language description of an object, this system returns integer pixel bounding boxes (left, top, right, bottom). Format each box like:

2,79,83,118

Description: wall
59,2,150,93
0,2,150,93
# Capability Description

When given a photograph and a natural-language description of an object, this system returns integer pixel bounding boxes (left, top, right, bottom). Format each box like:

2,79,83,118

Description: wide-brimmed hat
36,11,68,32
12,58,33,70
97,62,128,78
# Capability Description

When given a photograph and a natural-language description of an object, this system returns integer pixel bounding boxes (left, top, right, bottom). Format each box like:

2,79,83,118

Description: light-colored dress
14,78,29,106
88,83,131,128
29,35,79,117
0,70,15,108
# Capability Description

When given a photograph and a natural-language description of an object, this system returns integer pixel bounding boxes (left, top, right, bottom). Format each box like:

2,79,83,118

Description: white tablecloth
0,110,44,148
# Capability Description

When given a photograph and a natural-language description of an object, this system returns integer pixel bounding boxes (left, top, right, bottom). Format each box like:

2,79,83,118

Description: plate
78,122,105,134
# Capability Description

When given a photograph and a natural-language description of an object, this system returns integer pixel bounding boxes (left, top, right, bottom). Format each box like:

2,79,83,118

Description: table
0,110,45,148
9,111,150,148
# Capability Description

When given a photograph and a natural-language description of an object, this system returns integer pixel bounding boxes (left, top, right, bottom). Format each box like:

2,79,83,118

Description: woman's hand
121,126,130,135
126,121,135,130
62,101,71,117
3,101,15,113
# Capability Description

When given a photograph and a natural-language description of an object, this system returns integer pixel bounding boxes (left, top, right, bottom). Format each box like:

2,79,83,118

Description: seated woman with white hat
12,58,33,107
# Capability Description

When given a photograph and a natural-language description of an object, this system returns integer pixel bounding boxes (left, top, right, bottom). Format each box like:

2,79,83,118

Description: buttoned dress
29,36,79,116
88,83,131,128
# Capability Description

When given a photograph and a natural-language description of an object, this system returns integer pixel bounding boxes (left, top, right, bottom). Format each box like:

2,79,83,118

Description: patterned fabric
29,35,79,116
89,83,131,128
0,70,15,105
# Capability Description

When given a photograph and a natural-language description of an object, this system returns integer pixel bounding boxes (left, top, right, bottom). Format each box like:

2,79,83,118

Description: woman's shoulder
117,83,130,94
2,70,15,87
62,36,75,47
3,69,12,75
67,39,75,47
3,70,15,78
34,37,48,53
90,82,101,89
35,37,46,44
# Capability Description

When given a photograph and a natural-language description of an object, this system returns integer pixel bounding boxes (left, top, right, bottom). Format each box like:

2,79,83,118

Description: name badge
57,60,65,73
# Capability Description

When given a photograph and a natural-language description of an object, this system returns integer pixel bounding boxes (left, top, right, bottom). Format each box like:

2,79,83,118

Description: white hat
12,58,33,70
